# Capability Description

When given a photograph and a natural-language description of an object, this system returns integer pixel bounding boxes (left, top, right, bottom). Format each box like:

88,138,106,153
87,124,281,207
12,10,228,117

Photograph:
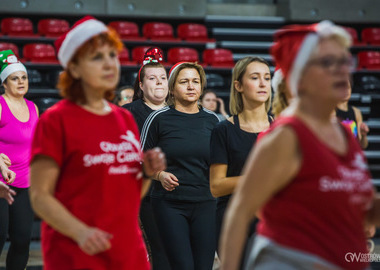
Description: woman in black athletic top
141,62,219,270
209,57,272,254
336,79,369,149
123,48,171,270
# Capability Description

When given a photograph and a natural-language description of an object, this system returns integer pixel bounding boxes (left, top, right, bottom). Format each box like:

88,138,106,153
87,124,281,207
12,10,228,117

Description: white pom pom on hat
270,20,351,95
54,16,108,68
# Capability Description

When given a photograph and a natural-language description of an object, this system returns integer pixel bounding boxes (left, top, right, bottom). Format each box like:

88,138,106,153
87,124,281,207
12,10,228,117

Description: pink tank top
0,95,38,188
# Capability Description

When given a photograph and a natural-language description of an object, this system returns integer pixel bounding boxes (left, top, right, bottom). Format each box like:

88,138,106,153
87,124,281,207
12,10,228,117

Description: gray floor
1,239,380,269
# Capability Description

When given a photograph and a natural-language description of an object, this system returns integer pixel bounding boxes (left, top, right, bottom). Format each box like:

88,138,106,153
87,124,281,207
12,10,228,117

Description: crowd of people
0,16,377,270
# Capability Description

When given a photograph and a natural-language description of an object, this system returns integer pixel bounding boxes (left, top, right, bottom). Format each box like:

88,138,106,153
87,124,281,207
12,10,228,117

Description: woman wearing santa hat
219,21,377,270
123,47,171,270
29,16,166,270
0,49,38,270
141,62,219,270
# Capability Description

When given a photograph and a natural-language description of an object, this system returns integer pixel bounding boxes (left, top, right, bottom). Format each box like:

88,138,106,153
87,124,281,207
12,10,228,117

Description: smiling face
172,68,202,106
3,71,29,97
298,37,352,104
140,67,168,104
235,61,271,106
69,43,120,94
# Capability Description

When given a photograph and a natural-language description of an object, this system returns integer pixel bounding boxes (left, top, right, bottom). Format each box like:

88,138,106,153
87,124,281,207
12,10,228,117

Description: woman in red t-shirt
219,21,379,270
29,16,165,270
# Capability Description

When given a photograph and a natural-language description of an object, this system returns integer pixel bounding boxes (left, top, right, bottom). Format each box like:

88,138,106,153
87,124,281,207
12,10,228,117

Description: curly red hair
56,27,124,104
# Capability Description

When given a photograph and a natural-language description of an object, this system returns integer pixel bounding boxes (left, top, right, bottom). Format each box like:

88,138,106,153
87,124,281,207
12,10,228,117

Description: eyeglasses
122,96,133,101
307,56,355,72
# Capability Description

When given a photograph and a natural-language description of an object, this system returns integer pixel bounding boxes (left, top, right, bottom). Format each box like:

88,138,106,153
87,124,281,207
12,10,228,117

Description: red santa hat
168,61,188,82
55,16,108,68
271,20,351,95
138,47,164,82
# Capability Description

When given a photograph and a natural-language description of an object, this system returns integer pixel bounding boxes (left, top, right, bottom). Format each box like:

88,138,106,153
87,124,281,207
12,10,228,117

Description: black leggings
140,195,171,270
0,187,34,270
151,198,216,270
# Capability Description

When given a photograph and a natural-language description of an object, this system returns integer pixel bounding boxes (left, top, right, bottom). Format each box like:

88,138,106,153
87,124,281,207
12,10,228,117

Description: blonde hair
271,79,289,118
229,57,271,115
167,62,206,106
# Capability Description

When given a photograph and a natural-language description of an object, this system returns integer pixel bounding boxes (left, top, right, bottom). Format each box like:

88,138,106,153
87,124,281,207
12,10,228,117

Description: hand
77,227,113,255
142,147,166,178
0,167,16,184
0,181,16,205
158,171,179,191
0,153,11,167
360,122,369,137
365,224,376,238
217,97,227,116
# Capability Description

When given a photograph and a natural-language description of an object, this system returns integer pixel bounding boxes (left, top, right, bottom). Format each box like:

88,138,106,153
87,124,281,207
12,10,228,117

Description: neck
296,97,336,123
336,101,348,111
174,101,199,114
144,99,166,110
239,101,267,122
80,87,111,114
2,93,25,104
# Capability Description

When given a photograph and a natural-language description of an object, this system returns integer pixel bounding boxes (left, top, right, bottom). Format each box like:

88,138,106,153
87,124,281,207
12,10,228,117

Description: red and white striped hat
55,16,107,68
271,20,351,95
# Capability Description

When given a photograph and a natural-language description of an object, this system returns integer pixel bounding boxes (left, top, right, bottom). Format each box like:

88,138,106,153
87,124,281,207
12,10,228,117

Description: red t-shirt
257,116,373,270
31,100,149,270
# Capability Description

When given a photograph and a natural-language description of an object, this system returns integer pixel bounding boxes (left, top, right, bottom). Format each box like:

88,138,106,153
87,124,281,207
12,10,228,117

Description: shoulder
202,107,220,122
38,99,68,120
142,106,170,128
122,99,142,111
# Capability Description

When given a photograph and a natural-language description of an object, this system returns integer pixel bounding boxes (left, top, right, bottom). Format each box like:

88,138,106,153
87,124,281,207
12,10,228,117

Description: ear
234,80,243,93
139,81,143,91
68,62,81,79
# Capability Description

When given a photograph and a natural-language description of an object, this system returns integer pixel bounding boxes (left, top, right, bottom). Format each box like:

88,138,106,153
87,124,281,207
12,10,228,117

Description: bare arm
0,154,15,184
30,156,112,255
366,194,380,227
219,126,301,270
140,147,167,198
210,164,240,198
353,106,369,149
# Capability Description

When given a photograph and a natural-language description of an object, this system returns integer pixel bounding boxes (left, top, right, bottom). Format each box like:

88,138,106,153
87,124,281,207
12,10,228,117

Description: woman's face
236,62,271,105
140,67,168,104
299,38,352,103
173,68,202,105
3,71,28,97
70,43,120,93
202,92,217,111
118,88,134,106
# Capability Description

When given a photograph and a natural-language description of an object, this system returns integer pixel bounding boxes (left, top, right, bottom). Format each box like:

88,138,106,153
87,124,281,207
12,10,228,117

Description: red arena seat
362,28,380,45
131,46,153,64
108,21,146,41
1,17,35,37
38,19,69,38
23,43,58,63
343,27,363,46
167,47,199,64
118,47,135,66
142,22,179,41
357,51,380,70
202,48,235,68
0,42,19,57
177,23,215,42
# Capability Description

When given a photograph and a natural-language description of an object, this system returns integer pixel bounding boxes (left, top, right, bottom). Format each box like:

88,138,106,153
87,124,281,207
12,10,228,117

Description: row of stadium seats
0,42,234,67
0,17,215,43
345,26,380,45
